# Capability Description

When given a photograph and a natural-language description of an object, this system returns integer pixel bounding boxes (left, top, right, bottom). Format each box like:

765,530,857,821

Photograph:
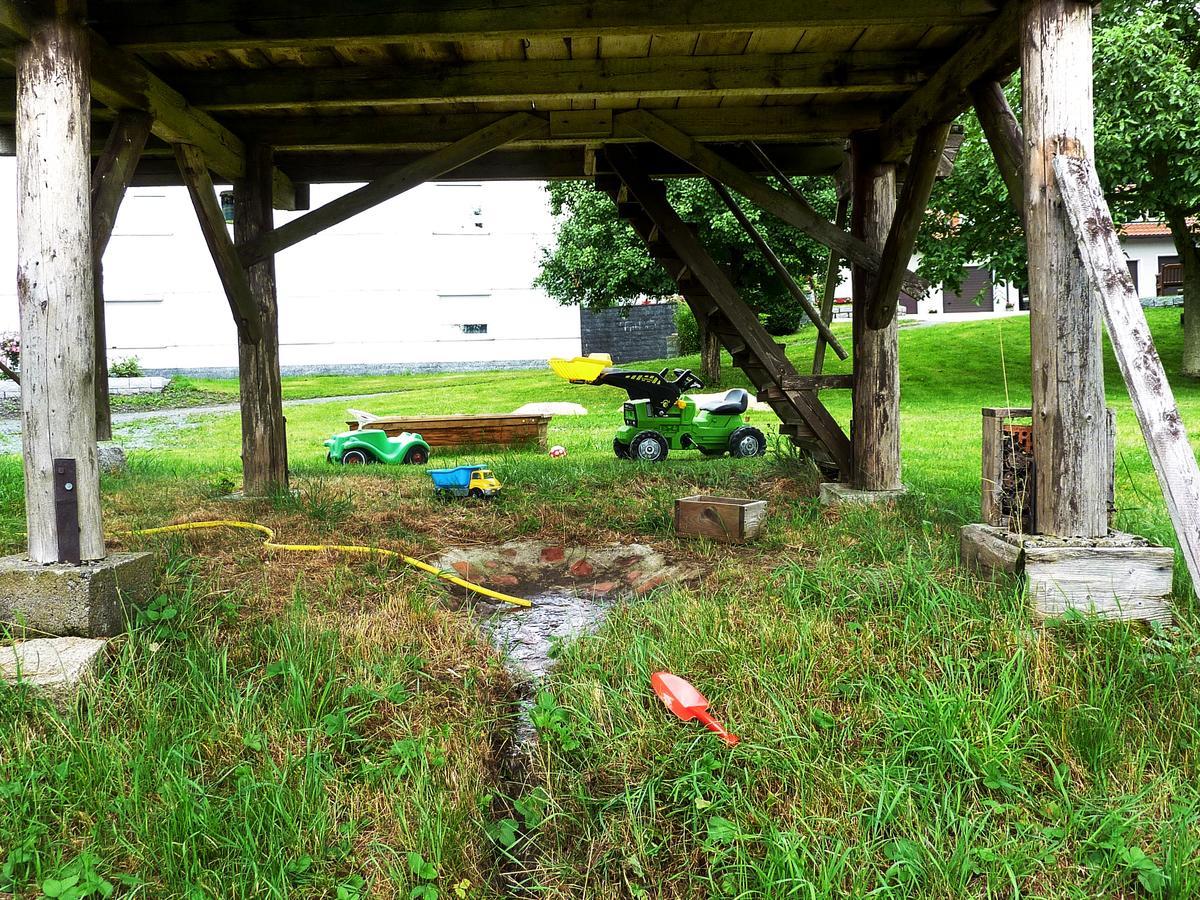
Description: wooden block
960,524,1175,623
674,495,767,544
959,523,1021,575
550,110,612,138
1025,538,1174,623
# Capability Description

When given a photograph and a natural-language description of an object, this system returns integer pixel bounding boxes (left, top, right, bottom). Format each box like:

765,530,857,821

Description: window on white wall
432,183,487,235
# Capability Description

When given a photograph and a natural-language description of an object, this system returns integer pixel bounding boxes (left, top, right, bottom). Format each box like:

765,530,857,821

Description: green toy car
549,356,766,462
325,428,431,465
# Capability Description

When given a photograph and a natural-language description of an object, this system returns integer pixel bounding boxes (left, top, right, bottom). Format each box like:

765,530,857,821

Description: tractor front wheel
404,445,429,465
728,426,767,459
342,449,373,465
613,437,631,459
630,430,669,463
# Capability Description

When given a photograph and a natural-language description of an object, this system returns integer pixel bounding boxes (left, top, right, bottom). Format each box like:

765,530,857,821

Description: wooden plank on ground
238,112,543,265
174,143,262,342
619,108,928,298
1053,153,1200,599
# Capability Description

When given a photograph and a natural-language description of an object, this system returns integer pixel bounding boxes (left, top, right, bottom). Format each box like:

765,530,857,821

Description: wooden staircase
598,146,853,476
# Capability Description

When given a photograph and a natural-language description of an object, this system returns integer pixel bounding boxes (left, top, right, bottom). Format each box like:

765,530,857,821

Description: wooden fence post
1022,0,1107,537
234,144,288,495
16,2,105,562
849,137,901,491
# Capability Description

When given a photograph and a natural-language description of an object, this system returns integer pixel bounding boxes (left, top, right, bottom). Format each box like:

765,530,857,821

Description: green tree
535,176,836,381
918,0,1200,374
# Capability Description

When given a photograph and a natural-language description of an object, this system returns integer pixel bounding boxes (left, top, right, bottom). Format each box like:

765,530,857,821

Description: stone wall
580,303,677,363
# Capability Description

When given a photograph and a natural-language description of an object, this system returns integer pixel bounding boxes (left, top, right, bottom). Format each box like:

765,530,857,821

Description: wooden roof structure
2,1,1019,204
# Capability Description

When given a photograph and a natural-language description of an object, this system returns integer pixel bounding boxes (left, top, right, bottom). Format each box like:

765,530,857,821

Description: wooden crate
674,495,767,543
348,413,551,450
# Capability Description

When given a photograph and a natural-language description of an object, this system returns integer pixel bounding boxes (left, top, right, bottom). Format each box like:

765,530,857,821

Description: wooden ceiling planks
0,0,1016,183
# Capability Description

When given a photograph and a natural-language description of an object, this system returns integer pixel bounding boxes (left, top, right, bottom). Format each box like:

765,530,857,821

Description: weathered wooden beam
620,108,929,298
866,120,951,330
168,51,938,113
128,144,846,186
91,110,152,257
16,5,105,563
708,178,848,360
0,0,28,46
91,0,1002,52
970,79,1024,218
86,32,298,210
91,109,151,442
1023,0,1106,538
850,137,902,492
174,143,262,342
605,144,853,476
878,0,1023,163
813,195,850,377
234,144,289,496
238,112,544,265
1054,153,1200,599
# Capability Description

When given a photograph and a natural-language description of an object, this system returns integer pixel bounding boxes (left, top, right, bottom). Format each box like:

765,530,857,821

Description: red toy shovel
651,671,740,746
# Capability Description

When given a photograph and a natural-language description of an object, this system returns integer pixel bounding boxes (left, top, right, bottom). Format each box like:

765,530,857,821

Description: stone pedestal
960,524,1174,623
0,552,155,637
819,483,907,507
1,637,107,708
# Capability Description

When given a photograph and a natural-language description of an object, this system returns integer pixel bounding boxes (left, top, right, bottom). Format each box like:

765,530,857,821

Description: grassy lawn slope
0,310,1197,898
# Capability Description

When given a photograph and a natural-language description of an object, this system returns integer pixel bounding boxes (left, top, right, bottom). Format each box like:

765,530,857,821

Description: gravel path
0,390,415,454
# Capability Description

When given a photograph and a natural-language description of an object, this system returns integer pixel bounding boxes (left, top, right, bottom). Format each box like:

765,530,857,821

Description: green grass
1,309,1198,898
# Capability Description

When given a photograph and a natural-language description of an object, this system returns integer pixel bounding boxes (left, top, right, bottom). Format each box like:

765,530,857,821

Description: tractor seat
698,388,749,415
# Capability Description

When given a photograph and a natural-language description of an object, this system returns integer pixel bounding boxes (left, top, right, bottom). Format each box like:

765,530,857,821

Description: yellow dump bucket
548,353,614,384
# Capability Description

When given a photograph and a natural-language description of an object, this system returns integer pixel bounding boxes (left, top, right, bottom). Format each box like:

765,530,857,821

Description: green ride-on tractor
549,354,767,463
324,428,431,465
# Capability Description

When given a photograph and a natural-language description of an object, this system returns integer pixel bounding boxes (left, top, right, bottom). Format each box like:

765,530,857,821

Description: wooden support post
865,120,951,329
91,109,152,441
234,145,288,496
1054,153,1200,598
239,112,543,265
1022,0,1107,538
619,109,928,298
707,178,848,360
813,195,850,377
175,143,263,342
970,80,1024,218
850,138,902,492
16,3,104,562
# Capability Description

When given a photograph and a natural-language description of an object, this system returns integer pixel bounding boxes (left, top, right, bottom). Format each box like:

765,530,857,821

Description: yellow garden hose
120,519,532,608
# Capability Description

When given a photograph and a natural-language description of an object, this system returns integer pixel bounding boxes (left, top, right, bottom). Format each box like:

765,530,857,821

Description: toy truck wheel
404,446,429,465
728,426,767,459
342,448,374,465
469,488,484,499
630,430,669,463
613,437,631,459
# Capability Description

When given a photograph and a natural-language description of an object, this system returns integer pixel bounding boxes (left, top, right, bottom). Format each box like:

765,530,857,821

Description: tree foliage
918,0,1200,372
535,176,837,335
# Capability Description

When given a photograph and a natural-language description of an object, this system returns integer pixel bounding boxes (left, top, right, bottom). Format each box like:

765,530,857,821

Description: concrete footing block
1,637,107,708
960,523,1174,623
0,552,156,637
819,483,907,507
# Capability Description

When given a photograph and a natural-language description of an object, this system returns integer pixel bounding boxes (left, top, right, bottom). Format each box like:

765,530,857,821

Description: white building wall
1121,236,1178,298
833,257,1017,316
0,160,581,372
